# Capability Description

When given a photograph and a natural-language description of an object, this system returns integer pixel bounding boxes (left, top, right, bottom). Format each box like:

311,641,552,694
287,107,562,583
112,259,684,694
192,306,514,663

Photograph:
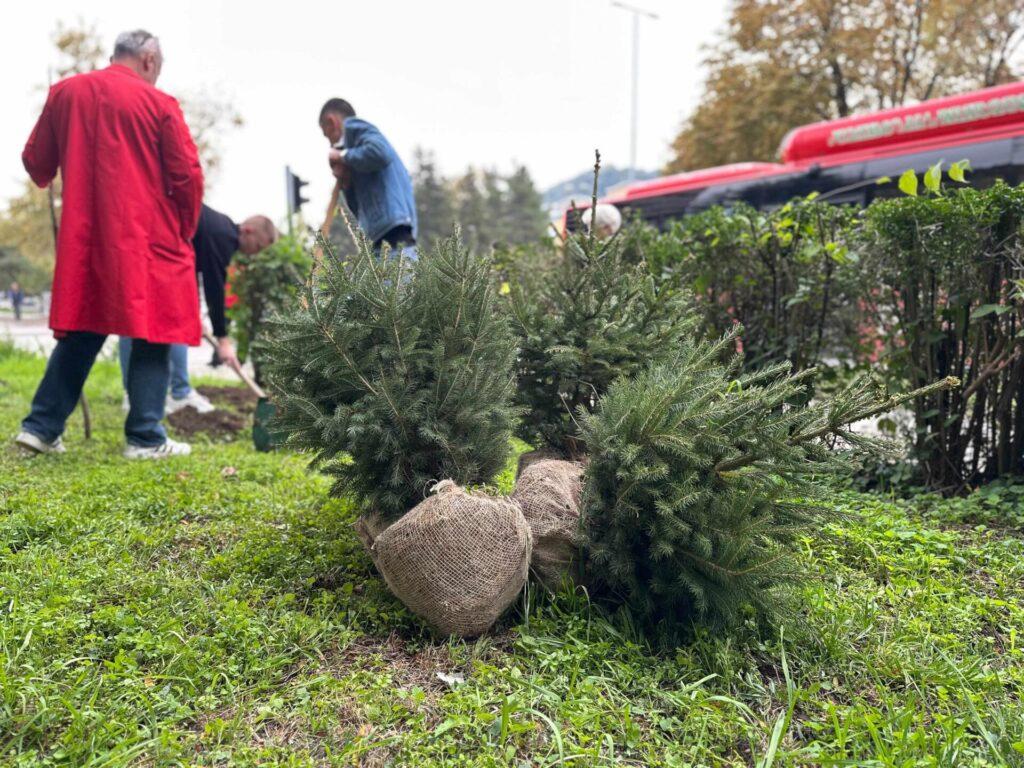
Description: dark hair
319,98,356,123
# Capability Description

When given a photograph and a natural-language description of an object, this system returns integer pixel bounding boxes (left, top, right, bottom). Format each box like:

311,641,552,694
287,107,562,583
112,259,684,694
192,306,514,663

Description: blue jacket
341,117,417,244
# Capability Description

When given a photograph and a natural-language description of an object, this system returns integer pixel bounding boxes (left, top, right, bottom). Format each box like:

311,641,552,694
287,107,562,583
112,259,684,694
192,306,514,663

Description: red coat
23,64,204,345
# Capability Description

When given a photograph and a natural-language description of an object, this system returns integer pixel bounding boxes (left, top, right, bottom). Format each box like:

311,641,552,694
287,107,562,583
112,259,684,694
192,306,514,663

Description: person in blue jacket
319,98,417,257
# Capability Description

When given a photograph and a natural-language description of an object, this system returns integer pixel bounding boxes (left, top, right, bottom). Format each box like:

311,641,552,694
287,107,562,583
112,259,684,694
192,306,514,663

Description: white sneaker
15,431,66,455
124,438,192,460
165,389,215,415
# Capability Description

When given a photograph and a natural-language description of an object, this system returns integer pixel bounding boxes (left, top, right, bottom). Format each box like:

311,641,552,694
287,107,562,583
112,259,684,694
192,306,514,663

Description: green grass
1,342,1022,767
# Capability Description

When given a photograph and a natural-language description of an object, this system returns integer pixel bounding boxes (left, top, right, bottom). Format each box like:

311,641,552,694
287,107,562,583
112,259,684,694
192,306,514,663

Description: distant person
8,281,24,321
582,204,623,239
118,204,277,413
15,29,203,459
319,98,418,257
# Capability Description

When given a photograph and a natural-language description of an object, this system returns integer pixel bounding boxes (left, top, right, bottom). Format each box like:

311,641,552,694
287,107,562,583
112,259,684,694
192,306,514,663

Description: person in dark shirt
118,204,277,413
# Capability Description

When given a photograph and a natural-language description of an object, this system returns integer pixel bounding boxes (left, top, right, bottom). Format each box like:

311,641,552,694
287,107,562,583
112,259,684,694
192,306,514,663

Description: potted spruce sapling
258,225,531,637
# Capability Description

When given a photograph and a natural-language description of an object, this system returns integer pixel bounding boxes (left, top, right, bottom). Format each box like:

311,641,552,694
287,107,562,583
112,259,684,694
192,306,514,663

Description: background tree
51,19,104,77
668,0,1024,171
412,148,456,250
179,87,245,187
419,164,548,255
0,183,59,279
452,169,490,255
504,165,549,244
0,247,49,295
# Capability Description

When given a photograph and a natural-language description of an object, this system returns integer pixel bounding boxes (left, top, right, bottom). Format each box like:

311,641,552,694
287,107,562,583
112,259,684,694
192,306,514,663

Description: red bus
576,81,1024,229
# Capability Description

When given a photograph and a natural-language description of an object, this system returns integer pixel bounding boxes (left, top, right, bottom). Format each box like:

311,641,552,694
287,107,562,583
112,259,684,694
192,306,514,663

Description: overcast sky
0,0,730,224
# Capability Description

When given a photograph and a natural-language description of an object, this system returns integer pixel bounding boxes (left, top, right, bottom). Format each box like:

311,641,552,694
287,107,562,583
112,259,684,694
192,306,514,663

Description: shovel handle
202,332,267,399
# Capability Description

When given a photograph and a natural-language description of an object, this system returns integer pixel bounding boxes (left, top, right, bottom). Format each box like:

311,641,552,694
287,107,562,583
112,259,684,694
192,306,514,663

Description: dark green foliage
578,328,953,634
509,222,695,454
857,182,1024,491
624,198,862,374
535,182,1024,491
228,232,312,383
412,149,456,252
0,247,49,294
258,230,519,520
412,152,549,254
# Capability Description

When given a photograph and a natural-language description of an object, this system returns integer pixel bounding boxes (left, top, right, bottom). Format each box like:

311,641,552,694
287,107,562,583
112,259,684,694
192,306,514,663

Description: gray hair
112,29,160,59
582,204,623,236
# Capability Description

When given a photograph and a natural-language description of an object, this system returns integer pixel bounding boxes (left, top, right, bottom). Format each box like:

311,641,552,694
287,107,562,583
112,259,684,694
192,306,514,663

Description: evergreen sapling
578,326,958,636
258,226,519,520
510,153,695,455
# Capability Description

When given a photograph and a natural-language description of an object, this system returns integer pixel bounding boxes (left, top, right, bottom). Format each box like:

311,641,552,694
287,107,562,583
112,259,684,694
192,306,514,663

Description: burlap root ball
515,449,564,478
371,480,532,637
512,457,585,590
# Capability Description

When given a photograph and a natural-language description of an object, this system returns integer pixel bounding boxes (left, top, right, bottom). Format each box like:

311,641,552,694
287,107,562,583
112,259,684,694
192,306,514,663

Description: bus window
864,138,1014,198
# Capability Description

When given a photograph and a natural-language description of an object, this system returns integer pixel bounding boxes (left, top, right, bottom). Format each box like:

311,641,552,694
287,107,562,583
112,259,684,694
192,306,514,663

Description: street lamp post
612,1,659,182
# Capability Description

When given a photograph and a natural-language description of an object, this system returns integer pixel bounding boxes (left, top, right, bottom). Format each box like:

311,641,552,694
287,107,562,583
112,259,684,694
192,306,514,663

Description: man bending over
118,204,277,413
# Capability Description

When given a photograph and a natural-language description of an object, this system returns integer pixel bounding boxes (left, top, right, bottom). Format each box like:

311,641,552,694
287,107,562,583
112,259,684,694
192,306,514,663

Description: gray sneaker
124,438,192,460
15,431,66,455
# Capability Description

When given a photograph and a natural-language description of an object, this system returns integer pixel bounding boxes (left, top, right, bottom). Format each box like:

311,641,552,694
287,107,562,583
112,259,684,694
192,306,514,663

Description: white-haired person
581,203,623,239
16,29,204,459
119,204,278,413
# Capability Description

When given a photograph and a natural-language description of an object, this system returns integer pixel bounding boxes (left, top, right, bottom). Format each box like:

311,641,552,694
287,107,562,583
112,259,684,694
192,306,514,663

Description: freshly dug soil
166,385,257,439
196,385,258,413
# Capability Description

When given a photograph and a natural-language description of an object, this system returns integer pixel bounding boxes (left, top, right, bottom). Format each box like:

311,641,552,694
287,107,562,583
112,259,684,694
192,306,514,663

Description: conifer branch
714,376,961,474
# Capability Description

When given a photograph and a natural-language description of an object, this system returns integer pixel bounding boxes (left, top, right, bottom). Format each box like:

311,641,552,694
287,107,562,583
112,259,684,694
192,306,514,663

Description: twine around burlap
512,457,585,590
371,480,532,637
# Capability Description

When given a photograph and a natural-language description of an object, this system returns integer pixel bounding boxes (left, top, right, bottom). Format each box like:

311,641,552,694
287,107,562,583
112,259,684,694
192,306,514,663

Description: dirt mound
197,385,258,413
166,385,257,439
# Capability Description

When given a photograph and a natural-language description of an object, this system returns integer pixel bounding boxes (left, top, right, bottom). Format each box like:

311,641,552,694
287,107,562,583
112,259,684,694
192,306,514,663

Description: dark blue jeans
118,337,191,399
21,331,170,447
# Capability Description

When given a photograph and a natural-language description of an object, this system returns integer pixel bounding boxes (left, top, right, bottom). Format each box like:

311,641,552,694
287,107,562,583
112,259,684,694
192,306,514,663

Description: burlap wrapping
512,458,585,590
516,449,563,478
371,480,532,637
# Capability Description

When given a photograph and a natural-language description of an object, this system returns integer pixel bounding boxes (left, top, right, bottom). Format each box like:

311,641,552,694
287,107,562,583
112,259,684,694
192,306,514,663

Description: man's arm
340,126,391,173
159,96,204,240
198,251,229,339
22,89,60,188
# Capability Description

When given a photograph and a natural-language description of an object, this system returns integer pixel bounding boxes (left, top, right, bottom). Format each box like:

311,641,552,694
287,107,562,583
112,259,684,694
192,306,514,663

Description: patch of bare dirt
166,385,258,439
198,385,259,413
167,408,247,439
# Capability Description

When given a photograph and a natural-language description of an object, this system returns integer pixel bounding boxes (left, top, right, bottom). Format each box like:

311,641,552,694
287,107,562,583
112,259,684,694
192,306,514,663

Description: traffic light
285,165,309,216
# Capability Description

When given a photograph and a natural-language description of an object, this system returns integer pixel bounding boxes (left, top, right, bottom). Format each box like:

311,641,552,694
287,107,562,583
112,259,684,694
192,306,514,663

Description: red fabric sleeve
22,89,59,188
159,96,205,240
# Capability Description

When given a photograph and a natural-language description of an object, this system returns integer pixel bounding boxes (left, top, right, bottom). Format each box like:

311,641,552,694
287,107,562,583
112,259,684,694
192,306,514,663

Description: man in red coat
15,29,203,459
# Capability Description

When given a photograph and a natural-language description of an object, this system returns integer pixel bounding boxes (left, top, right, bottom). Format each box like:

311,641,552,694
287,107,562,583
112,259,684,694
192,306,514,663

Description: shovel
202,332,281,451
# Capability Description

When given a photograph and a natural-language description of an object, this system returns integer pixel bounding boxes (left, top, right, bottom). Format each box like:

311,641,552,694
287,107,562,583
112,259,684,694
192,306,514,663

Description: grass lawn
1,342,1023,767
